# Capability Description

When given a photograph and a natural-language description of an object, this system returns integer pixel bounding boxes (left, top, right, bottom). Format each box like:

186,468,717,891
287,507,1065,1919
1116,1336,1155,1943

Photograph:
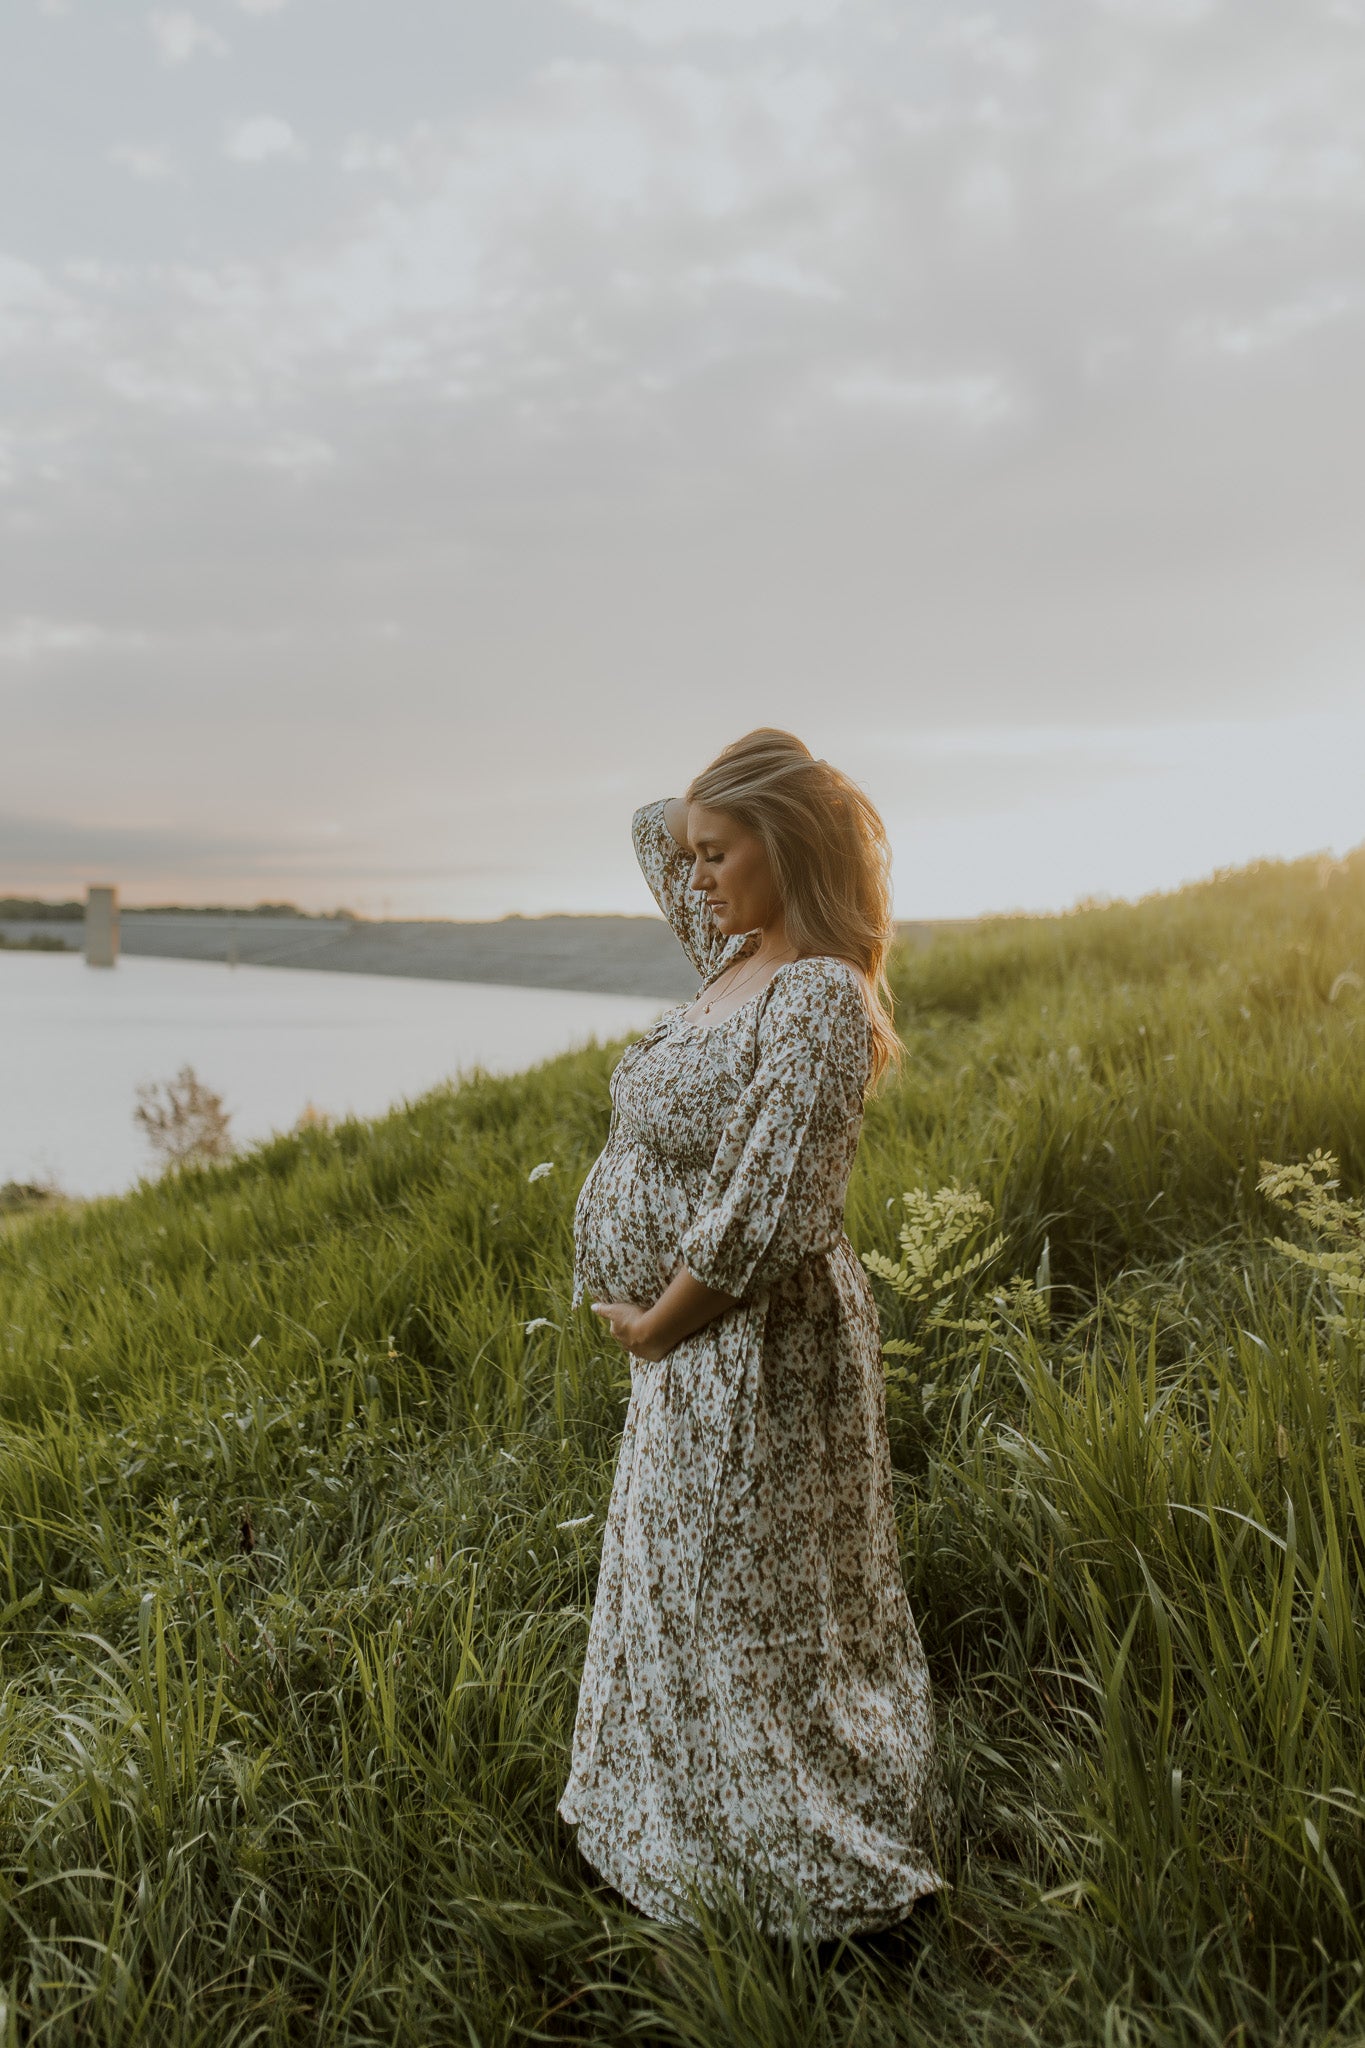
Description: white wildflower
528,1161,555,1182
556,1514,594,1530
523,1317,559,1334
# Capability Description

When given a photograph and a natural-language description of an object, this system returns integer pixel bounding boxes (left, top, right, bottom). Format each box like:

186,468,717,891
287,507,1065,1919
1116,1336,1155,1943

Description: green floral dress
558,799,944,1939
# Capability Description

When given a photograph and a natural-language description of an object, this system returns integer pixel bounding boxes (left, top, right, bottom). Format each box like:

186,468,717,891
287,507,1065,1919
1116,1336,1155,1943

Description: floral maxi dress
558,800,944,1940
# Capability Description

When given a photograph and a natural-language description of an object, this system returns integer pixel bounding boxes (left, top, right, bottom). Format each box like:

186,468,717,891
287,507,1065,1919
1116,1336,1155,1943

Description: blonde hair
685,728,904,1092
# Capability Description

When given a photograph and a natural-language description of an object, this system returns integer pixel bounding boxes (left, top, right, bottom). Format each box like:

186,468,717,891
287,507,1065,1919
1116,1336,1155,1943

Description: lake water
0,952,668,1198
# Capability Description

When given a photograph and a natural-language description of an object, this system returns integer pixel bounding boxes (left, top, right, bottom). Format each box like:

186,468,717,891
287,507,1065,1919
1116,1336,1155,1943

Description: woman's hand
591,1300,670,1363
591,1269,740,1362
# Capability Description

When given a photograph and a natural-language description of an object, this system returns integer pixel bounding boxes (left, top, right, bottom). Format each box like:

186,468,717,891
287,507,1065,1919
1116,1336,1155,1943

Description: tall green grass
1,846,1363,2045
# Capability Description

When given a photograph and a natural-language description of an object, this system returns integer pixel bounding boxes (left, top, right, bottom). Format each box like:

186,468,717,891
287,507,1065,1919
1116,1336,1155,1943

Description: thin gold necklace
699,943,796,1017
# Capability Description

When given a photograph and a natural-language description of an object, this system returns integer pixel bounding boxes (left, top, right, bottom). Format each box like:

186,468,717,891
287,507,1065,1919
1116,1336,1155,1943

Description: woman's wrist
662,797,690,851
634,1306,668,1357
646,1266,740,1353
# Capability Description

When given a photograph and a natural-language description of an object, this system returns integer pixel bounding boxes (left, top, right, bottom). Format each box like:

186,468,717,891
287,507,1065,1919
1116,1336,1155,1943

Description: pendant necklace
699,944,796,1017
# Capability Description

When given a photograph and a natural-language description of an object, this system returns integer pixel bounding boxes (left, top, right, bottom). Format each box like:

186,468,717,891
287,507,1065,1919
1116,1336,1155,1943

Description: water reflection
0,953,666,1198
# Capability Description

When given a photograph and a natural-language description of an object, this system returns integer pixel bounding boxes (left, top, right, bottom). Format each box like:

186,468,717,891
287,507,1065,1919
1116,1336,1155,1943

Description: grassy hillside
1,846,1363,2046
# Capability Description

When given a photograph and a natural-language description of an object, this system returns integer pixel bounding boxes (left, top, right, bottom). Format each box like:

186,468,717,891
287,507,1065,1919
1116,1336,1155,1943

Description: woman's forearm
662,797,691,851
642,1264,740,1353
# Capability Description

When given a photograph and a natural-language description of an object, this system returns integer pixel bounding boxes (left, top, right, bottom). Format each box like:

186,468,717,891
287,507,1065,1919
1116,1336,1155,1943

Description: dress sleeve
632,798,729,983
679,959,871,1302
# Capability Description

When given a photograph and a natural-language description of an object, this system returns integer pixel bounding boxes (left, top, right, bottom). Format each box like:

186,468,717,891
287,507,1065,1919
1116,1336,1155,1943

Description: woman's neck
747,924,798,968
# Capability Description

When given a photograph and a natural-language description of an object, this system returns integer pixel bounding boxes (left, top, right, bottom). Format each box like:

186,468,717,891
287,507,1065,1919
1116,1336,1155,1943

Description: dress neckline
672,981,776,1036
672,955,861,1035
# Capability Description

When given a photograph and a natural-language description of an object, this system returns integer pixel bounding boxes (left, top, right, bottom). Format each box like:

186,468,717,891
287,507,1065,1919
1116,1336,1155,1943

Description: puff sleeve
632,798,731,984
678,959,870,1303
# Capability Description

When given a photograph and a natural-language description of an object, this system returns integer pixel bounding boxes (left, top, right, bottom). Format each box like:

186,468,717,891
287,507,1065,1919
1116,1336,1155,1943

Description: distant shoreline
0,911,966,999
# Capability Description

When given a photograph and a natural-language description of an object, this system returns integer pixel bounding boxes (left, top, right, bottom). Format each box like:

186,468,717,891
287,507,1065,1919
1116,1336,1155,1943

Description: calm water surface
1,953,666,1197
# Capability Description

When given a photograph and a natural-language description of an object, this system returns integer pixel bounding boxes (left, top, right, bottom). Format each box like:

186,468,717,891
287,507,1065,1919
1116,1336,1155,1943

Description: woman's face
685,801,782,939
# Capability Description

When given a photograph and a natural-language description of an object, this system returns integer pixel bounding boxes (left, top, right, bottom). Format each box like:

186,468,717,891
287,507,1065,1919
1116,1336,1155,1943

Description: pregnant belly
574,1142,701,1305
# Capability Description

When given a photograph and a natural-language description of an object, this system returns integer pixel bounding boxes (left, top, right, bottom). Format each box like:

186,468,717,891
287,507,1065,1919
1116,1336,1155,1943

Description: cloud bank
4,0,1363,913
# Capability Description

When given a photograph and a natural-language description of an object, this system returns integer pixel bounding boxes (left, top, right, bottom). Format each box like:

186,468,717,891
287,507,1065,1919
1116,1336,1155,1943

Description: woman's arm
632,799,726,981
592,1264,739,1363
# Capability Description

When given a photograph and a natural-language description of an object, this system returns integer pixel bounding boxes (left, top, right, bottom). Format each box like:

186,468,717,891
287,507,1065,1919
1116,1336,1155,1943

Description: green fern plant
860,1183,1049,1367
861,1184,1004,1360
1258,1149,1365,1338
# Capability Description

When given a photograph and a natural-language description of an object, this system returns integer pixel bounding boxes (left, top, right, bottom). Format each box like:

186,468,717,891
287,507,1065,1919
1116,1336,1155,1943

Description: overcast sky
3,0,1363,919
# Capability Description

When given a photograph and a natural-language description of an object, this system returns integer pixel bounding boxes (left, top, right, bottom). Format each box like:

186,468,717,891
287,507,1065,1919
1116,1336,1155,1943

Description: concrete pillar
86,885,119,968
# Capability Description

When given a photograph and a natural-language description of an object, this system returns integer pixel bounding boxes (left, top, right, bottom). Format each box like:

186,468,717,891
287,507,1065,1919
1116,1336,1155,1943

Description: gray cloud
108,141,176,181
147,11,228,67
223,115,306,163
0,616,146,662
559,0,851,40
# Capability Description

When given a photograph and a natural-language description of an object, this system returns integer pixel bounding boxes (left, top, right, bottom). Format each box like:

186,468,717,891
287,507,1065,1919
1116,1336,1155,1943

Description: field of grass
1,845,1363,2046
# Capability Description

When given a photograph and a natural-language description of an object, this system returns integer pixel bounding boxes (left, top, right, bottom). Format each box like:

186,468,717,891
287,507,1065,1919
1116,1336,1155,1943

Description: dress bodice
571,807,872,1315
607,1005,761,1169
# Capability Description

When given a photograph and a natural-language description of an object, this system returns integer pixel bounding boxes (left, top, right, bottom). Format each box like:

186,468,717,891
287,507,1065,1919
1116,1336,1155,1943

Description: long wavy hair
685,728,904,1092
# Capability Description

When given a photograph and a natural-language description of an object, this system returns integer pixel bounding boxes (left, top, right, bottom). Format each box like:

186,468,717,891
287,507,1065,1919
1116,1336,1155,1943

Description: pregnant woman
558,727,945,1941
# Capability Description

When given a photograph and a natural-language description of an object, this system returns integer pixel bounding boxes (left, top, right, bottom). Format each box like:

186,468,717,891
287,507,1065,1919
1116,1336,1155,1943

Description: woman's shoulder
762,954,871,1031
784,952,868,994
